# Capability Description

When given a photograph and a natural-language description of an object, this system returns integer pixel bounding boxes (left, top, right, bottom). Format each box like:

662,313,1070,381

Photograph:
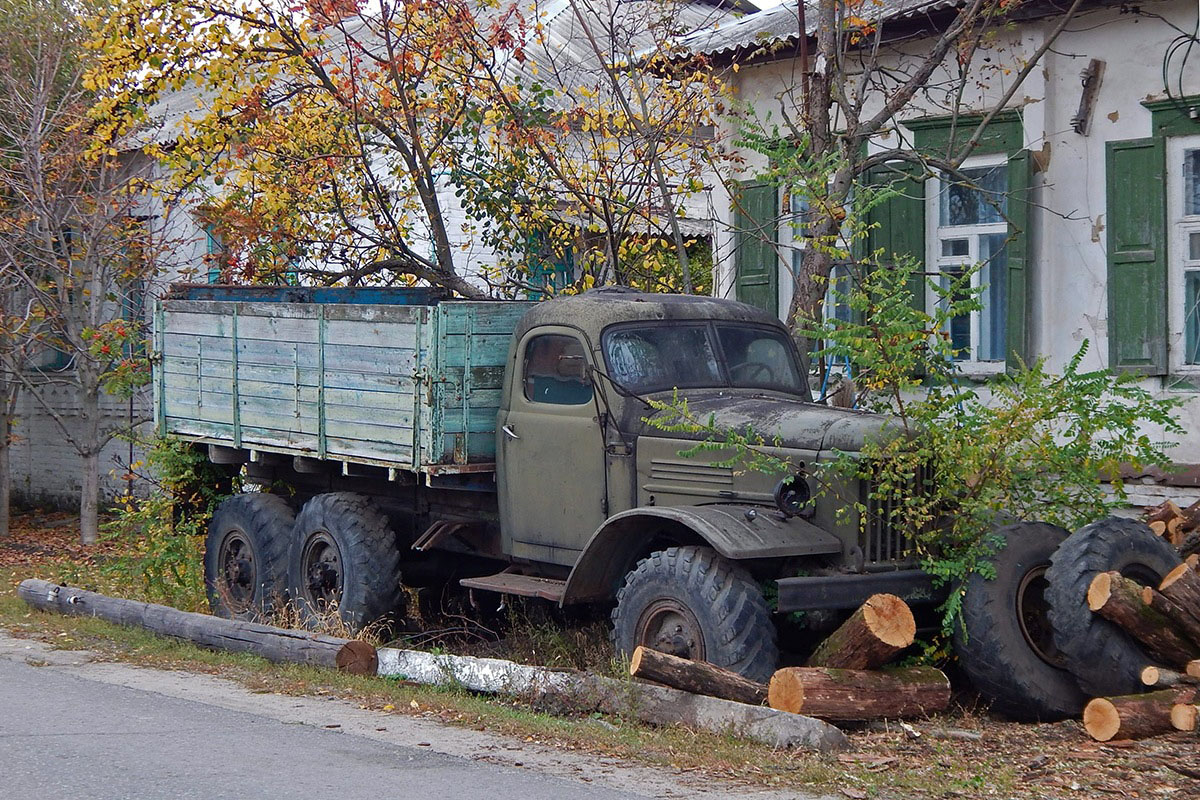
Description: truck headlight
773,473,812,518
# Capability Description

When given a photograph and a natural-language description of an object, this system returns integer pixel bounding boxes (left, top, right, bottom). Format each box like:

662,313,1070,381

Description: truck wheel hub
637,599,704,661
217,533,255,611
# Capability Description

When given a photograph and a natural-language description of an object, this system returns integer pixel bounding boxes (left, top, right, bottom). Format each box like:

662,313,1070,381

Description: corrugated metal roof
683,0,964,58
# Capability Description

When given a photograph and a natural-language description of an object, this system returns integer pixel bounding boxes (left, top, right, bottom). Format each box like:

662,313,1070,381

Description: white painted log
376,647,847,752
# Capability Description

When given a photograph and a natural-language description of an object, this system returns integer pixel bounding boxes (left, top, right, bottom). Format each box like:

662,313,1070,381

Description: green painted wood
863,164,926,313
733,181,779,314
160,297,527,469
1107,137,1168,375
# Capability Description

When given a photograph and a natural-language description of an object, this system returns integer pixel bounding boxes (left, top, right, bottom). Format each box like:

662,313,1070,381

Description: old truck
154,284,1083,719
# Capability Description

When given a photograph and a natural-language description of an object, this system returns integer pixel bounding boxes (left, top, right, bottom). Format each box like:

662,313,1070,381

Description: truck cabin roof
514,286,785,344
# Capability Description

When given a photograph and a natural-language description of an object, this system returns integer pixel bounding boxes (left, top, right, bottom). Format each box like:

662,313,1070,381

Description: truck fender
559,504,844,605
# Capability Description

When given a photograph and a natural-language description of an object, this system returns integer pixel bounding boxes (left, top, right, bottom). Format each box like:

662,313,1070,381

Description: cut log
1172,703,1199,732
806,593,915,669
1141,585,1200,647
1083,689,1196,742
1146,501,1184,542
1159,563,1200,629
629,646,767,706
1179,500,1200,532
1189,660,1200,679
766,665,951,721
17,579,377,675
1087,571,1200,667
375,648,848,751
1141,665,1200,688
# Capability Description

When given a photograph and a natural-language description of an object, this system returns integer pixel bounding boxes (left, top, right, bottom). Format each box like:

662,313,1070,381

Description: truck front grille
859,463,931,565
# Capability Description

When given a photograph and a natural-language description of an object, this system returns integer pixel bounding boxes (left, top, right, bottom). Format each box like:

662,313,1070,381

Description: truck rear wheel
611,546,778,683
953,521,1086,721
205,493,294,620
289,493,404,631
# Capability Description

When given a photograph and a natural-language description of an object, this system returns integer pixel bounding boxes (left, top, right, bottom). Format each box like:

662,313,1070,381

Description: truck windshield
602,323,805,394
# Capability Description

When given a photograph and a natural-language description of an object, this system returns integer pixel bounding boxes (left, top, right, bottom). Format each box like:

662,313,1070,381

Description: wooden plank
323,318,419,350
325,436,413,463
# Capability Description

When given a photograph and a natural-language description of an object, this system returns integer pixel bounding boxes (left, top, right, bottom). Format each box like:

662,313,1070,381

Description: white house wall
719,0,1200,464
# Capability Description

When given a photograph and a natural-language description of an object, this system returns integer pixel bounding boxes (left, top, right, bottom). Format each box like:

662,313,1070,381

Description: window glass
979,233,1009,362
1185,149,1200,217
603,325,720,392
522,334,592,405
715,325,804,391
1186,272,1200,365
939,165,1007,226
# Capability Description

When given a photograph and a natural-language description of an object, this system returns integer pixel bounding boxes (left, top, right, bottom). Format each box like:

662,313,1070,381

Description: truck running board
459,572,567,602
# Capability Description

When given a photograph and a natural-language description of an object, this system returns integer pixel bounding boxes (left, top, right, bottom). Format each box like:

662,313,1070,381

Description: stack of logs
629,593,951,723
1144,500,1200,555
1082,554,1200,741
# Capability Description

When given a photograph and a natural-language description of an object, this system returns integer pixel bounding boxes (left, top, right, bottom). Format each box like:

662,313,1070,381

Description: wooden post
18,579,378,675
629,646,767,706
806,593,915,669
1087,571,1200,667
766,665,950,721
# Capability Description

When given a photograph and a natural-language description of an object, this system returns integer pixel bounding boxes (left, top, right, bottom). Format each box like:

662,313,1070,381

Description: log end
335,640,379,676
1141,665,1161,687
1188,660,1200,680
629,645,645,677
862,593,916,648
767,669,805,714
1171,703,1198,732
1159,562,1191,592
1082,697,1120,742
1087,572,1115,612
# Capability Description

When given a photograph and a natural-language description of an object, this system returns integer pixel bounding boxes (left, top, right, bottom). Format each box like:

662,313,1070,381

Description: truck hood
639,390,901,454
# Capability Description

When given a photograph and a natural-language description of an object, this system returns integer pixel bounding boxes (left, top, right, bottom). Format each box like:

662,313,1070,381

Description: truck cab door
497,328,607,567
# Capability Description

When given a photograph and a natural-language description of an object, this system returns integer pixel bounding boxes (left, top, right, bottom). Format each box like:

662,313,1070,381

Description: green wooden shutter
1005,151,1031,369
1106,138,1167,375
864,166,926,312
733,181,779,314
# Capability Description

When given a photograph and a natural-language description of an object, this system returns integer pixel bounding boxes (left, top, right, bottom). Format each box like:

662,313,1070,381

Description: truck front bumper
775,569,948,612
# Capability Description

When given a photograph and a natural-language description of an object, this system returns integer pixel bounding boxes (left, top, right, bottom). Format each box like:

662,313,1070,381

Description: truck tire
611,546,778,683
953,521,1086,721
289,493,404,630
205,493,294,620
1046,517,1182,697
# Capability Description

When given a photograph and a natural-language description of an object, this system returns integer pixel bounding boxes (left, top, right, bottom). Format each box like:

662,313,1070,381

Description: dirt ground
3,510,1199,799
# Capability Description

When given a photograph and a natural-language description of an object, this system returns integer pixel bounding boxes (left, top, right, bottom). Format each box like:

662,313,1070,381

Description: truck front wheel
289,493,404,630
205,493,294,620
611,546,778,683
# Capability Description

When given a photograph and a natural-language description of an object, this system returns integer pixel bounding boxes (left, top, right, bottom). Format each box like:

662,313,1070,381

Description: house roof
682,0,963,59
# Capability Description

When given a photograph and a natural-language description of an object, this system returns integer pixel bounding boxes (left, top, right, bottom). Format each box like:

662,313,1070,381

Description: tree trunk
629,646,767,705
0,412,10,539
1087,571,1200,668
78,383,100,545
1141,585,1200,648
1083,688,1196,742
18,579,378,674
766,665,951,721
1158,563,1200,629
807,593,916,669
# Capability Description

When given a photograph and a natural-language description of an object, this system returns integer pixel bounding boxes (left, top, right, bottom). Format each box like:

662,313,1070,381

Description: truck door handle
502,425,520,440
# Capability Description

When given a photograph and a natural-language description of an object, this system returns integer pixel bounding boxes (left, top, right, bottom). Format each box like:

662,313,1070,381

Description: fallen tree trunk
1159,563,1200,629
629,646,767,706
807,593,915,670
766,665,951,721
1087,572,1200,667
1141,585,1200,647
1141,665,1200,688
1083,688,1196,741
375,648,847,752
18,579,377,675
1172,703,1199,732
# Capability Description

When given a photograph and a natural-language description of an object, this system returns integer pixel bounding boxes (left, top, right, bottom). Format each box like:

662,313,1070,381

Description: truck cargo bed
153,287,531,474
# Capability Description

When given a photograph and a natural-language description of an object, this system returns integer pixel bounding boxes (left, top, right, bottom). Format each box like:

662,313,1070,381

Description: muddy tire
1046,517,1182,697
289,493,404,630
953,521,1085,721
611,546,778,683
204,493,294,620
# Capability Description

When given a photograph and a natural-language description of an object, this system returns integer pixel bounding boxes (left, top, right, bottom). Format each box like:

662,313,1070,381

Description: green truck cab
160,284,1072,714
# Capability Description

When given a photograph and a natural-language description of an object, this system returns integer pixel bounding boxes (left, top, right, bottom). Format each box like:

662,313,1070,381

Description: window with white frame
1167,135,1200,366
927,158,1009,367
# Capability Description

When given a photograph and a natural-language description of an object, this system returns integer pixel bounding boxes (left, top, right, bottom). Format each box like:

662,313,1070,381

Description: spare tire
1046,517,1182,697
954,521,1086,721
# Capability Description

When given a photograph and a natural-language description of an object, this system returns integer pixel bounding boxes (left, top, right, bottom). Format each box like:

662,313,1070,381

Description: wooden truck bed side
153,292,531,475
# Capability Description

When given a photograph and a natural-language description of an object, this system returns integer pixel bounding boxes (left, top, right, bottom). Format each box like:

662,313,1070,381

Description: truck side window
522,334,593,405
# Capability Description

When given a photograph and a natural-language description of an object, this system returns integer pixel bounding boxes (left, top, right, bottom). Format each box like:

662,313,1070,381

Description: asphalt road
0,634,814,800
